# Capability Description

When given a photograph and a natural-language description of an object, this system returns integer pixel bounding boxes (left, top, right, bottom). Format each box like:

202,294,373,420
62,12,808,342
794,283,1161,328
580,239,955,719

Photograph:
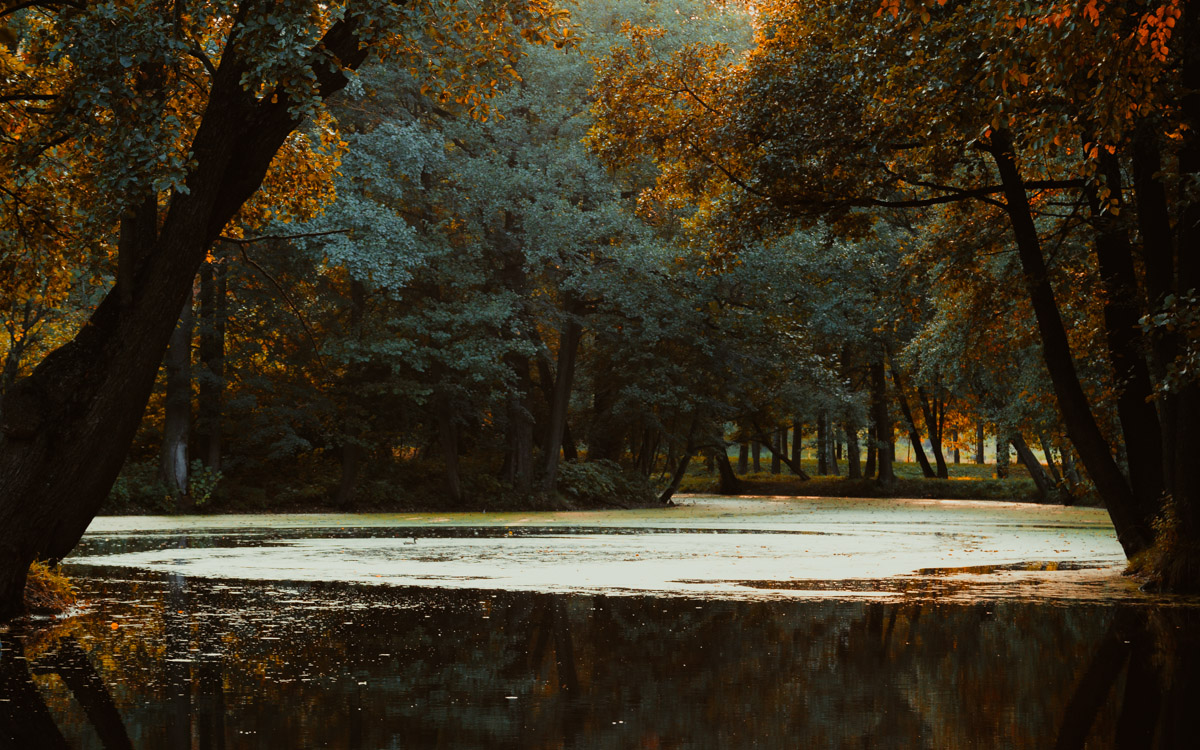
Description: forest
0,0,1197,618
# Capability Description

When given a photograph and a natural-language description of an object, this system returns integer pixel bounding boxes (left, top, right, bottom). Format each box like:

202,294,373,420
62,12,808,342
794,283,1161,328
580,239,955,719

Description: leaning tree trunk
0,9,375,617
889,358,935,478
1039,433,1064,487
988,128,1154,556
917,387,949,478
1011,434,1054,502
658,421,697,505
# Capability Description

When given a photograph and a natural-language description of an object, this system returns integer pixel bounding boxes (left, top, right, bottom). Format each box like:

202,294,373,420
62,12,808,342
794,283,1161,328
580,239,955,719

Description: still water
3,497,1198,748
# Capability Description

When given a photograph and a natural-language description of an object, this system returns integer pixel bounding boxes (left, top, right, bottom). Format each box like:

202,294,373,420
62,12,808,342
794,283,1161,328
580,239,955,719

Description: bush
556,460,656,507
104,459,174,514
24,561,77,614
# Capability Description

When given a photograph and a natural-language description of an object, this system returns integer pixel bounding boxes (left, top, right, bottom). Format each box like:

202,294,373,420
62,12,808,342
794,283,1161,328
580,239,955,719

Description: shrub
557,460,656,507
24,561,77,614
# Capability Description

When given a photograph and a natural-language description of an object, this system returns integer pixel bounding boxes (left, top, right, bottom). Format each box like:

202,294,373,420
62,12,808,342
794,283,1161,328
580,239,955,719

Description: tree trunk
975,422,985,464
1087,149,1166,515
160,292,194,509
771,426,782,474
195,254,226,471
870,358,895,486
0,6,378,617
1040,433,1063,487
752,441,761,472
827,414,840,476
995,432,1009,479
737,442,749,474
817,413,828,475
715,446,742,494
335,442,365,508
561,422,578,463
658,423,696,505
1011,434,1053,502
587,386,622,463
437,392,462,505
749,423,811,479
865,424,877,478
541,316,583,493
503,356,536,493
791,421,802,467
917,387,949,478
988,128,1153,556
844,421,862,479
889,358,935,478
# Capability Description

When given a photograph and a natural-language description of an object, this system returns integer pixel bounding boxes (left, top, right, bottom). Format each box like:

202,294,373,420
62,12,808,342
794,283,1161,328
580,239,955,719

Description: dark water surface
3,501,1199,748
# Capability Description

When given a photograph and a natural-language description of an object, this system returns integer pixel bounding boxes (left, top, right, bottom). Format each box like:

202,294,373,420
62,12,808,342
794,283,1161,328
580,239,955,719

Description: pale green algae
70,496,1133,602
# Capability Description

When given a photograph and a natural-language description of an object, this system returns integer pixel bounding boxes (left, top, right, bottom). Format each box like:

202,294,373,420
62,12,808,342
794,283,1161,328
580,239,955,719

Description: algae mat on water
66,496,1137,603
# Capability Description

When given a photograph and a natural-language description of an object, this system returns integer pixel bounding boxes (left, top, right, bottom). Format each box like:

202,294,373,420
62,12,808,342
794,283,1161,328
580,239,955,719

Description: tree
589,0,1200,588
0,0,569,617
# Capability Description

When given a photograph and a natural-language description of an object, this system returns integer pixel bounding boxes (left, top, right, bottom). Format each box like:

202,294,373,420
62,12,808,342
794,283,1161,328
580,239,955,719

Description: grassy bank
674,457,1088,504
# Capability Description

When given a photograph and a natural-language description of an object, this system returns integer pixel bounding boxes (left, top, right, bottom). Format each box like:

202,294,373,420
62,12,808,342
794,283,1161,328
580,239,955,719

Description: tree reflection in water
1,575,1197,749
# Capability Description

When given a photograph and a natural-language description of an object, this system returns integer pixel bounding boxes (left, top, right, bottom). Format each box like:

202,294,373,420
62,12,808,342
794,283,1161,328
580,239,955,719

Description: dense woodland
0,0,1197,614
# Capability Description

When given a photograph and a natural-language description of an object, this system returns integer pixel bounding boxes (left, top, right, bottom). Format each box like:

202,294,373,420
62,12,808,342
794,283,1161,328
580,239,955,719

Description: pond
3,496,1198,748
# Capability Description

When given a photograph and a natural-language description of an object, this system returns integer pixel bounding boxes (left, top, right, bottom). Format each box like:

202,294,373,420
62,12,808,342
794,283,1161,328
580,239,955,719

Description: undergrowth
24,561,77,614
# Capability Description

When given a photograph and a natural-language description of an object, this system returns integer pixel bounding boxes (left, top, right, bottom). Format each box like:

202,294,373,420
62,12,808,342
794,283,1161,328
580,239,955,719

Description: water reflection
2,575,1197,749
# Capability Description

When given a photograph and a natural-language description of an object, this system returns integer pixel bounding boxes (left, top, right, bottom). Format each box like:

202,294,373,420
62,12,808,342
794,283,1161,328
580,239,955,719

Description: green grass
673,457,1079,504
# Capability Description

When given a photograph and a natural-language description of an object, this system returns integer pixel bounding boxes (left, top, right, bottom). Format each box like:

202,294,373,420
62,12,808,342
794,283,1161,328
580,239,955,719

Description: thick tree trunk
0,5,377,618
975,422,985,464
988,129,1153,556
161,292,194,508
1088,150,1166,517
541,317,583,493
737,442,749,474
870,359,895,486
844,421,862,479
751,441,761,472
771,427,782,474
714,446,742,494
195,255,226,471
